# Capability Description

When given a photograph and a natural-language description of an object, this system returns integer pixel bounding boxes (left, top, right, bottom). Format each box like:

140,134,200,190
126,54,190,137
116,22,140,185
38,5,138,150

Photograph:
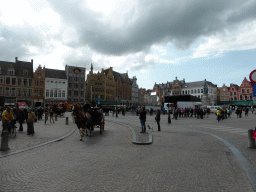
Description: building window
46,90,49,97
62,91,65,98
5,87,9,96
191,90,193,94
201,89,203,93
28,89,32,96
245,95,248,100
0,76,3,84
23,69,28,76
230,92,232,96
39,90,43,96
38,73,41,77
12,78,16,85
242,89,245,93
247,89,250,93
54,90,57,97
188,90,190,94
194,89,197,94
58,90,61,97
29,79,32,86
6,77,10,85
34,90,38,96
232,88,234,91
35,80,38,86
50,90,53,97
11,88,15,96
18,78,22,86
23,79,27,86
8,68,15,75
40,81,44,87
240,95,243,100
234,92,236,95
198,89,200,93
17,88,21,96
0,87,2,95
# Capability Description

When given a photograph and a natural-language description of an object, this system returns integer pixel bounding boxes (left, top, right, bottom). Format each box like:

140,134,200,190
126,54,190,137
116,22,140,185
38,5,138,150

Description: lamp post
116,97,118,117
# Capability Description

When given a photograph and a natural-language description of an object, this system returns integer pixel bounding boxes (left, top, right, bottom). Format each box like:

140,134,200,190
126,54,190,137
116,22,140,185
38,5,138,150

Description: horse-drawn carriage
73,105,105,141
89,107,105,134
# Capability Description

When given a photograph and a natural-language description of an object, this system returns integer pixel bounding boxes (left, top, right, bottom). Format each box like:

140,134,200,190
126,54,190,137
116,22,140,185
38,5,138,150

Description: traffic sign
249,70,256,84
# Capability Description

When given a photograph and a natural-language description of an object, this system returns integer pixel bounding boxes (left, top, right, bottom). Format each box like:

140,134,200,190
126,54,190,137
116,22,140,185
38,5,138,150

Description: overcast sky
1,0,256,89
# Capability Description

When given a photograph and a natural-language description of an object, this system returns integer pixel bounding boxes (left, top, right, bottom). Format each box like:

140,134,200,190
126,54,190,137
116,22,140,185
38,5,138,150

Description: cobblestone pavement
0,112,75,157
0,112,255,191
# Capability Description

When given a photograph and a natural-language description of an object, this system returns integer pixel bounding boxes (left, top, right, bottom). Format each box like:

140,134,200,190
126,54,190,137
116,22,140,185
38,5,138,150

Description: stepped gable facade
65,65,86,104
112,70,132,104
33,65,45,107
0,57,34,106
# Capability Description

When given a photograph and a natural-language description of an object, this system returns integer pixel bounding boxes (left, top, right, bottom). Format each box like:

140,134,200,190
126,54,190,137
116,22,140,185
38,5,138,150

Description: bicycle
6,120,16,138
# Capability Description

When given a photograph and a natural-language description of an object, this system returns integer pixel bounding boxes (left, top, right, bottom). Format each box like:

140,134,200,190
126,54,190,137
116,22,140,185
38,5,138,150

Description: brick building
65,65,86,104
0,57,34,107
33,65,45,107
86,65,116,105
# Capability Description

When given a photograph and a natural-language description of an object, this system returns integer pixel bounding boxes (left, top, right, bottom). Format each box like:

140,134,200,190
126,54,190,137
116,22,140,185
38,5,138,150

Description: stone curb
106,119,153,145
0,126,77,158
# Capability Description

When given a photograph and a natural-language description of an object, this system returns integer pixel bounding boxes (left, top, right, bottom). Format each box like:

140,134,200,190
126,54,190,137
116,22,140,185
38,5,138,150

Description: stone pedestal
201,94,210,106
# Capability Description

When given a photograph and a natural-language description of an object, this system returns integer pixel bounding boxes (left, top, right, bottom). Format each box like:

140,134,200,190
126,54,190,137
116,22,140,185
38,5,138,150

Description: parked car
207,106,221,113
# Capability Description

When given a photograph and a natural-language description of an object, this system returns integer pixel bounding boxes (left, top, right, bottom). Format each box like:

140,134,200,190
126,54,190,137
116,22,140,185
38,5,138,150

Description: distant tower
91,63,93,73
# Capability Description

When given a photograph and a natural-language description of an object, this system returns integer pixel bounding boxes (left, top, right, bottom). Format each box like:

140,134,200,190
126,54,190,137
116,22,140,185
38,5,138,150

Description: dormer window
23,69,28,76
8,68,15,75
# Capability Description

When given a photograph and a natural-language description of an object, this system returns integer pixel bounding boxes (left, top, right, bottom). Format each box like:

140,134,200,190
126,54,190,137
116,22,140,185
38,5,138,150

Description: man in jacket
155,110,161,131
139,107,146,133
17,108,25,131
1,107,15,132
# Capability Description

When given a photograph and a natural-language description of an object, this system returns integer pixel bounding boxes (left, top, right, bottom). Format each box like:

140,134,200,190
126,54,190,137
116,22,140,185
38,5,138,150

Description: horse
73,105,93,141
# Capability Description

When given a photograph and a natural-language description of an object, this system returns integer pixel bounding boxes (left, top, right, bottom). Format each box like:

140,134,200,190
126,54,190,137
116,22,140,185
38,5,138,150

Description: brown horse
74,105,93,141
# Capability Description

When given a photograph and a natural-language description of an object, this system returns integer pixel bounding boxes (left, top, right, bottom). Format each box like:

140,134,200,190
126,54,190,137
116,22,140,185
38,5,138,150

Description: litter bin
248,129,256,148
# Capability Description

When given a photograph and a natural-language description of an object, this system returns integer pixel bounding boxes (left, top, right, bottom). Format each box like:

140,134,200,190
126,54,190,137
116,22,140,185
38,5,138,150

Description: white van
207,106,221,113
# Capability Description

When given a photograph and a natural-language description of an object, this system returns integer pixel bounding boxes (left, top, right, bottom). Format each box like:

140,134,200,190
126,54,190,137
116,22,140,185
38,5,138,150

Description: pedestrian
251,106,254,114
1,107,14,132
50,108,54,123
27,109,36,135
216,108,221,122
139,107,146,133
155,109,161,131
17,108,25,131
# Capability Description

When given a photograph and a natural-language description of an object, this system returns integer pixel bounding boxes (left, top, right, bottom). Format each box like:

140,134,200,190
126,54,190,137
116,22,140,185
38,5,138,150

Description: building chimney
15,57,18,63
31,59,33,64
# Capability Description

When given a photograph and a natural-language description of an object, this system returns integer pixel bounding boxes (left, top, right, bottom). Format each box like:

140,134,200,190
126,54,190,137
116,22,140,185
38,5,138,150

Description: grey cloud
47,0,256,55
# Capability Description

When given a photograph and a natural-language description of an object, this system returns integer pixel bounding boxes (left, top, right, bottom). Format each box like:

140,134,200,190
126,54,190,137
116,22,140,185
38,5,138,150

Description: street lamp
116,97,118,117
167,91,171,124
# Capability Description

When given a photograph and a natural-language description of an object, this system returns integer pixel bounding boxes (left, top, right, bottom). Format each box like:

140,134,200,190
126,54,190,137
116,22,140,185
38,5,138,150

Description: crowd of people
0,104,67,135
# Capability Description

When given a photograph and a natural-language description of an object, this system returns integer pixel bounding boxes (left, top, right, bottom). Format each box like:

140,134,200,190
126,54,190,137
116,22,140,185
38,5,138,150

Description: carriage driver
1,107,15,132
83,101,91,113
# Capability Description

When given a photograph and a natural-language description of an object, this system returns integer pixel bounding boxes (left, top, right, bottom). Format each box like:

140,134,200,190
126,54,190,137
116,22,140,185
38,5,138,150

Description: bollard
65,117,69,125
0,130,10,151
248,129,256,148
55,114,57,121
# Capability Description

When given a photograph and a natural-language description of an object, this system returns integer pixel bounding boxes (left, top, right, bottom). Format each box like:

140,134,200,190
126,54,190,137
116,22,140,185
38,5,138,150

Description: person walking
17,108,25,131
49,108,54,123
216,108,221,122
155,109,161,131
27,109,36,135
139,107,146,133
